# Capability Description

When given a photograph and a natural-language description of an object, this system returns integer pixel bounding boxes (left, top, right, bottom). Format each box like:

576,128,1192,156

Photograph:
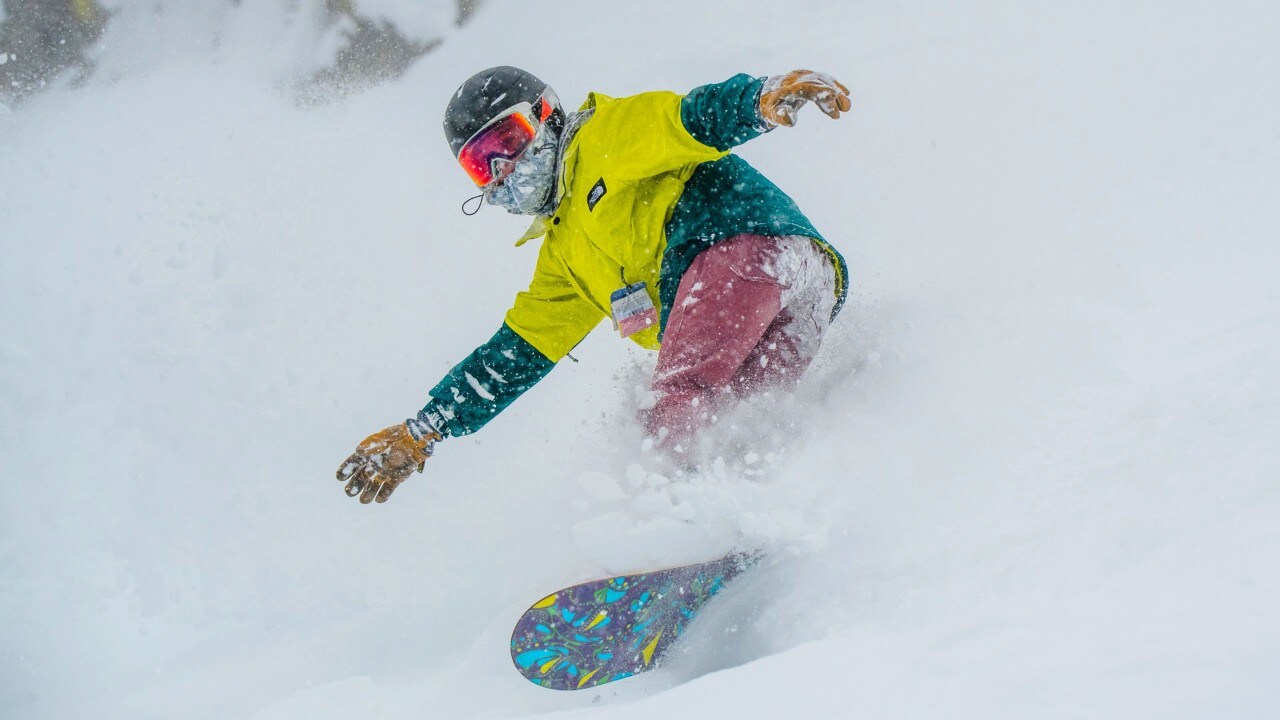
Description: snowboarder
337,66,852,504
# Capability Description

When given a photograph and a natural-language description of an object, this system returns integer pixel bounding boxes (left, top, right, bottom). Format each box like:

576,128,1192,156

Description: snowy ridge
2,1,1279,718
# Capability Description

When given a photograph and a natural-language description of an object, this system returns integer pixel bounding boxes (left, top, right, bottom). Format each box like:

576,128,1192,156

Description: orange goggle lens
457,111,537,187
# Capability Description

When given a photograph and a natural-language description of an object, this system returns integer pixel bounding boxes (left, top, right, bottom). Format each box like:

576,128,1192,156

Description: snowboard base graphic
510,553,757,690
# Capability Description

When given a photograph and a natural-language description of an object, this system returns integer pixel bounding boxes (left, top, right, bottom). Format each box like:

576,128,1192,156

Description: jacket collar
515,107,594,246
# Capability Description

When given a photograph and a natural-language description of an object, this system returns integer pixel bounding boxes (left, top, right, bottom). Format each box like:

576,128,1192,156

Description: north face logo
587,177,607,211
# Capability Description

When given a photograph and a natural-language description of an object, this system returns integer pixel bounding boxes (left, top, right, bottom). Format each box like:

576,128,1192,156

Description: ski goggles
456,96,557,187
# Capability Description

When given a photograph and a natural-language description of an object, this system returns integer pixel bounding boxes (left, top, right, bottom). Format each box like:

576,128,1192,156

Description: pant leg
648,234,839,448
731,306,816,395
731,238,837,395
647,235,786,444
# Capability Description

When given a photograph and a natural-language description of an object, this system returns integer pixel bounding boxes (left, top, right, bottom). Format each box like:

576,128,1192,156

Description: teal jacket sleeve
417,323,556,437
679,73,773,152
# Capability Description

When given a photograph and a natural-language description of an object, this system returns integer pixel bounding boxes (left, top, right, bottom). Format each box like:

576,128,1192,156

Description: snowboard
510,552,758,691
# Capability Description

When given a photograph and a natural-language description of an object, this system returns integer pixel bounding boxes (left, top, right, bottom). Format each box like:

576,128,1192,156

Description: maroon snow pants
646,233,837,448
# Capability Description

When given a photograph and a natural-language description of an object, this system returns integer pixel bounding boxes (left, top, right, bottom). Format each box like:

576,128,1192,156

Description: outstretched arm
680,71,851,151
336,249,601,504
414,324,557,438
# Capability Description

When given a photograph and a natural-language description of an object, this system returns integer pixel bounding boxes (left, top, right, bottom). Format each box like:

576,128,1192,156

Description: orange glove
758,70,851,128
336,422,441,504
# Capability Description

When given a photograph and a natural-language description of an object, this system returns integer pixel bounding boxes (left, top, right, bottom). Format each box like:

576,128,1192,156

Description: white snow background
2,1,1279,718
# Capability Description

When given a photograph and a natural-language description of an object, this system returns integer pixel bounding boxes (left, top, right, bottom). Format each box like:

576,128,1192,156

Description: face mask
484,126,558,216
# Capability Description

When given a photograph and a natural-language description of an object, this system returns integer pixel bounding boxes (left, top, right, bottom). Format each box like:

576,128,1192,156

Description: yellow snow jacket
506,89,728,357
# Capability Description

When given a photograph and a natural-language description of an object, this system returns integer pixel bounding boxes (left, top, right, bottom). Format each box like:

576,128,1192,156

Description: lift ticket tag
610,282,657,338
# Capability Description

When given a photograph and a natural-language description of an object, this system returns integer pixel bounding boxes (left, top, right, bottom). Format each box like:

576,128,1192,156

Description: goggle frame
456,91,559,188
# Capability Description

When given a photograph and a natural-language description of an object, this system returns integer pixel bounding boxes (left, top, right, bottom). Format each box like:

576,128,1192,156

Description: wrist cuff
406,410,443,441
753,76,778,132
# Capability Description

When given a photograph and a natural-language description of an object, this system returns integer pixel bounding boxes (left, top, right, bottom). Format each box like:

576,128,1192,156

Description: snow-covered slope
2,1,1278,718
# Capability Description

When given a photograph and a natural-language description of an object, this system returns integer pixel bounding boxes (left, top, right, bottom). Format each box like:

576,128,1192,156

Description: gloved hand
758,70,852,128
336,420,441,504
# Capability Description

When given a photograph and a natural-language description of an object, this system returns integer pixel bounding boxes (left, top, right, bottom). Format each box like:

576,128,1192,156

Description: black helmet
443,66,565,158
